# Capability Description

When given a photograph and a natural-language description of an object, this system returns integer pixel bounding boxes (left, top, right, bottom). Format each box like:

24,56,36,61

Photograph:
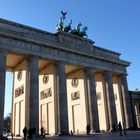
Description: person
86,124,90,135
28,127,33,140
70,130,73,135
11,133,13,139
32,127,36,135
22,126,28,140
41,127,44,137
7,128,10,134
32,127,36,140
118,121,123,136
112,123,116,133
123,122,127,135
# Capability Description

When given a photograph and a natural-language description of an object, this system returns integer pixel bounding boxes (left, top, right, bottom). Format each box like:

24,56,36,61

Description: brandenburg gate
0,18,134,136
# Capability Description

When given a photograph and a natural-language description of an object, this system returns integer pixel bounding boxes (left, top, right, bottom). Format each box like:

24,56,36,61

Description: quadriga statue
79,26,88,37
64,20,72,32
70,22,82,35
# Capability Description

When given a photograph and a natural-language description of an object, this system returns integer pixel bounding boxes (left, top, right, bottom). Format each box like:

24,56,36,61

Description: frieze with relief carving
17,70,22,81
15,85,24,98
58,32,93,50
114,93,117,100
71,91,80,101
40,87,52,100
43,74,49,84
97,92,102,100
71,78,79,88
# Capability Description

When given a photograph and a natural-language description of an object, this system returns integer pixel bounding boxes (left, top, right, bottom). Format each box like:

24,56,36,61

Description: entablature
0,18,130,70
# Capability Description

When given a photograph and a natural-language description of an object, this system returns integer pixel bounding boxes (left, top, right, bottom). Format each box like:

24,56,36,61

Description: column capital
28,55,39,60
0,49,8,56
87,66,95,69
84,67,95,75
87,66,94,71
103,70,113,76
56,60,65,65
28,55,39,72
118,73,128,77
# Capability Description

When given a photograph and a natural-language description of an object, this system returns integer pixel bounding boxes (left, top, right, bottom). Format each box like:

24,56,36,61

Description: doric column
131,98,137,128
117,76,125,123
104,71,118,130
56,61,69,135
86,68,100,132
121,74,134,128
28,56,39,133
11,72,15,134
0,49,7,135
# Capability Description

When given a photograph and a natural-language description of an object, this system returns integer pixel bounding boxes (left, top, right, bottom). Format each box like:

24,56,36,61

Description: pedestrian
28,127,33,140
112,123,116,133
86,124,90,135
32,127,36,140
118,121,123,136
22,126,28,140
41,127,44,137
123,122,127,135
11,133,13,139
32,127,36,135
70,130,73,135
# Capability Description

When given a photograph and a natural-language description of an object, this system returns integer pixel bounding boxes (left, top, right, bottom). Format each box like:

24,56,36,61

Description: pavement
8,131,140,140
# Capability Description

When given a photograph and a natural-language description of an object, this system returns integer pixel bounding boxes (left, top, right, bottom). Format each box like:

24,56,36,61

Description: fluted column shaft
28,56,39,133
104,71,118,130
121,74,134,128
131,98,137,128
86,68,100,132
0,49,7,135
117,76,125,123
56,61,69,135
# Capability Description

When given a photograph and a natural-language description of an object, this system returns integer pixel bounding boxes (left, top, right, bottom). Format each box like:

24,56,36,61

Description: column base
57,131,70,136
127,126,136,130
90,129,100,134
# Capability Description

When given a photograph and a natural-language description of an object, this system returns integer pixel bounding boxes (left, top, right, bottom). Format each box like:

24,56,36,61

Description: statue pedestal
56,31,95,53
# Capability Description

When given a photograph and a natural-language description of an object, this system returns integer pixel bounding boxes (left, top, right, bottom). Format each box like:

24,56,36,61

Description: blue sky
1,0,140,116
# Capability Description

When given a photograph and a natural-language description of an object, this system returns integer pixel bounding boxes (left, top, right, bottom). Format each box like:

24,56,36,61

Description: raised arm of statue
76,22,82,32
61,11,67,20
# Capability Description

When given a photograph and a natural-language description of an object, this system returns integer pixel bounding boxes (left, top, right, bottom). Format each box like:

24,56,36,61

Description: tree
4,113,11,132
